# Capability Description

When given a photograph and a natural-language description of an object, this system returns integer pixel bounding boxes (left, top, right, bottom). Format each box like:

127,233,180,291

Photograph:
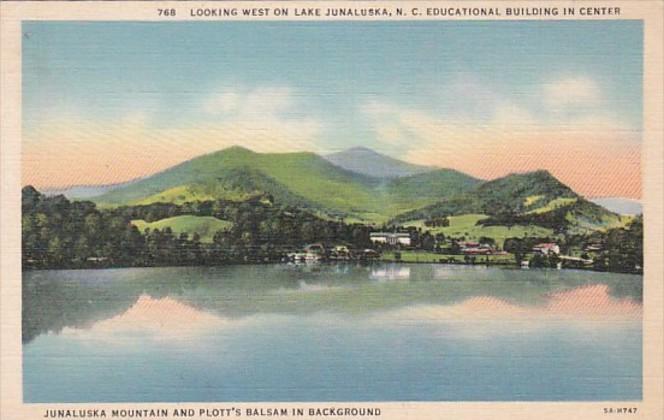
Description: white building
532,243,560,255
369,232,411,246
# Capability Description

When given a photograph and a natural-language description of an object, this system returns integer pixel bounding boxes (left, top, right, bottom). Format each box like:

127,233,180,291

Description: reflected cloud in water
60,294,252,343
23,264,642,343
22,264,643,402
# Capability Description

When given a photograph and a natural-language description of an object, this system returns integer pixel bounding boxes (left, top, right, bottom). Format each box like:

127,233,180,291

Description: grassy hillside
382,169,481,214
94,147,619,234
478,197,628,234
525,197,578,214
560,199,630,234
95,146,480,222
131,215,232,243
394,170,582,221
392,170,624,234
96,147,382,215
404,214,554,247
471,170,577,213
132,167,322,210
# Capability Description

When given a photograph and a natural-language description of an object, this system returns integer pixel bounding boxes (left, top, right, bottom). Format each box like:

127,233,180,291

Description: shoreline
21,259,643,276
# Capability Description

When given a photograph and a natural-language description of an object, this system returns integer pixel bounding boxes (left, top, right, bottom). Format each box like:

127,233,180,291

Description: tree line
21,186,374,269
21,185,643,273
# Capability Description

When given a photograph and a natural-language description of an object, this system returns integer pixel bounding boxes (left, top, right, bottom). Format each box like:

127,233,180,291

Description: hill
392,170,576,219
382,169,482,214
43,179,139,199
94,146,480,222
404,214,555,247
324,146,432,178
391,170,624,233
95,146,381,216
92,147,620,233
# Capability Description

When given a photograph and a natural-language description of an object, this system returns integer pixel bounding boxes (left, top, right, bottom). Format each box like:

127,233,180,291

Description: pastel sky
22,21,642,198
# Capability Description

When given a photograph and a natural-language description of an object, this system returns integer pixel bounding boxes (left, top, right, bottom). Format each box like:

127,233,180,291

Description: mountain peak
526,169,556,178
477,169,577,203
199,145,256,161
343,146,379,154
221,145,254,154
324,147,431,179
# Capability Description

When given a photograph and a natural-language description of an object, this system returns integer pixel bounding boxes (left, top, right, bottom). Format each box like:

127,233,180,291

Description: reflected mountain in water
23,264,642,344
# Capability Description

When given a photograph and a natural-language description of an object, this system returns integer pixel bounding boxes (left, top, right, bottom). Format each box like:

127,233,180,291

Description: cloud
378,285,642,322
200,85,322,149
59,295,280,347
360,77,641,198
200,85,322,151
203,86,296,118
23,85,323,189
542,76,602,108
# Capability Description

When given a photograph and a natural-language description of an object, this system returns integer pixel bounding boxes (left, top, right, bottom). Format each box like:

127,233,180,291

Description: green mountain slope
392,170,576,220
474,170,577,213
94,146,481,222
378,169,482,216
94,147,617,232
391,170,623,233
96,147,380,215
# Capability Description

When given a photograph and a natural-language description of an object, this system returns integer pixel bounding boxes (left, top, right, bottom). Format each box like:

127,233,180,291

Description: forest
21,186,375,268
21,186,643,273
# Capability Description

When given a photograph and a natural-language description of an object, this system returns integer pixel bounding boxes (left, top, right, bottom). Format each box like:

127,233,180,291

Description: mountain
324,147,432,178
95,146,380,216
590,197,642,215
390,170,624,233
381,169,482,214
43,179,139,199
91,146,620,231
392,170,575,219
93,146,480,222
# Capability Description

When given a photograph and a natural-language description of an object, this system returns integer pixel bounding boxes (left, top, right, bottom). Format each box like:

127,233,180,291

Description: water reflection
372,284,641,324
23,264,642,343
370,265,411,281
60,295,247,343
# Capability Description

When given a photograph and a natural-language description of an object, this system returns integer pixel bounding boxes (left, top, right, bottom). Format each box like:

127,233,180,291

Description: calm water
23,264,642,402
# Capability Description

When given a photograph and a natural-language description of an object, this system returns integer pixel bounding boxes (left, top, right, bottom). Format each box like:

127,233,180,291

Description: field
380,250,516,264
134,186,220,206
525,197,577,214
131,215,232,243
405,214,555,247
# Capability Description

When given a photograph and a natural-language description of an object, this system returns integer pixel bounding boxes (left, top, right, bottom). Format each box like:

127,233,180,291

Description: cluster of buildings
285,228,565,265
458,241,562,256
286,243,379,263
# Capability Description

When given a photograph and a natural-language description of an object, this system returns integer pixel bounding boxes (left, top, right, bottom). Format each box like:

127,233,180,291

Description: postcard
1,1,663,419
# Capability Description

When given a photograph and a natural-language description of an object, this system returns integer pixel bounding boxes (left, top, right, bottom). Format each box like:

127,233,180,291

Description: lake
22,263,642,402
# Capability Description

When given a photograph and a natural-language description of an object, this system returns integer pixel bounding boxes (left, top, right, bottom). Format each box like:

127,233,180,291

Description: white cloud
358,77,641,197
204,91,241,114
59,295,284,347
23,85,324,187
201,85,322,151
542,76,602,108
203,86,296,118
361,75,634,155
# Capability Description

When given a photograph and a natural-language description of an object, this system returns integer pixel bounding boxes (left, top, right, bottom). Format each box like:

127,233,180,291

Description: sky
22,20,643,198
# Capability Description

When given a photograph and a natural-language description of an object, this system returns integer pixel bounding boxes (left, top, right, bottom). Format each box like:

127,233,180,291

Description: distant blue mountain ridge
323,146,432,178
589,197,642,215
